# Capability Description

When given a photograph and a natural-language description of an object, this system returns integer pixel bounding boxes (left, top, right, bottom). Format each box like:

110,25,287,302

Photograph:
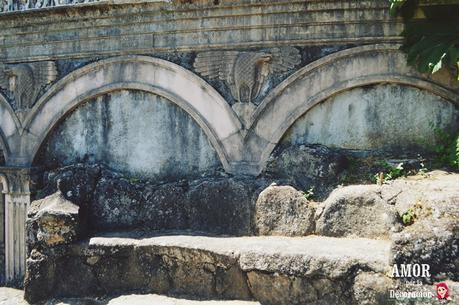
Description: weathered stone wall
1,0,459,284
36,90,221,180
282,84,459,153
0,1,401,63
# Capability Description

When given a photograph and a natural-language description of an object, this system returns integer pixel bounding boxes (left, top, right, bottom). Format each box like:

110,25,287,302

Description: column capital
0,167,31,195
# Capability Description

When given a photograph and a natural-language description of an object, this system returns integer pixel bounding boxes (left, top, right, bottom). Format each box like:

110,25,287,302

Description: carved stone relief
193,47,301,126
0,61,57,114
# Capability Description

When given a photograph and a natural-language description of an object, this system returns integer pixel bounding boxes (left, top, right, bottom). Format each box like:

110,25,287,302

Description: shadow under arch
248,44,459,173
21,56,243,172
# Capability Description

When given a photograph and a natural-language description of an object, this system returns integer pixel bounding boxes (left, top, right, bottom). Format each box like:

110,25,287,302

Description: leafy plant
402,22,459,78
389,0,459,80
401,202,433,225
303,187,315,200
374,161,405,184
402,207,417,225
389,0,407,15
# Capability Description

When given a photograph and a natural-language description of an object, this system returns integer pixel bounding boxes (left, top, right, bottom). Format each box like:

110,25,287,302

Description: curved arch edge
19,55,243,172
0,93,21,162
0,173,9,193
249,44,459,174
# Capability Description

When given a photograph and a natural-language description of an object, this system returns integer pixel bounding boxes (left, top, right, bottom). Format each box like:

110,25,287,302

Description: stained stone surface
263,144,349,199
33,164,267,235
315,185,402,239
24,169,459,304
36,90,221,181
23,233,391,304
352,272,394,305
282,84,459,153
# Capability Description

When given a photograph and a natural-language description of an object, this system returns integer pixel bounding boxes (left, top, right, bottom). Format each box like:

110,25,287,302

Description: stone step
0,288,261,305
51,294,262,305
26,233,392,305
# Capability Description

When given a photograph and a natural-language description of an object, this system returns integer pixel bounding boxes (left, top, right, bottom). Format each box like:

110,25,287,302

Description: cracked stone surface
24,233,391,304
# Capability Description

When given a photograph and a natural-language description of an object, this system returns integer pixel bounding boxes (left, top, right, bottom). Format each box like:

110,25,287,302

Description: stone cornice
0,0,402,63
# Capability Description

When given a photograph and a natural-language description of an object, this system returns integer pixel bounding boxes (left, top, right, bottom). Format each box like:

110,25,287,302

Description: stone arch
248,44,459,172
0,94,21,163
21,56,243,173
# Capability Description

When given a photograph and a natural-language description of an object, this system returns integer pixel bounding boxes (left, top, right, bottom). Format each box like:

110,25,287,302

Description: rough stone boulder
35,163,101,207
91,173,261,235
254,184,316,236
27,191,80,248
25,191,81,303
315,185,402,239
352,272,394,305
388,172,459,280
264,144,348,199
36,164,269,235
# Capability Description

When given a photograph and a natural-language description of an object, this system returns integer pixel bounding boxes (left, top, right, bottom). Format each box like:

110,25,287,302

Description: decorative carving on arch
18,56,243,173
244,44,459,174
193,47,301,126
0,61,57,112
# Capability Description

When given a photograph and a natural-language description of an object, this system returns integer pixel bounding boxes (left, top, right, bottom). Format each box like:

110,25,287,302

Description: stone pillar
0,168,30,284
0,174,8,285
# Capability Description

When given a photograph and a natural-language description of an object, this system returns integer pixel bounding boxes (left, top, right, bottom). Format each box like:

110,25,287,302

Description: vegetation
374,161,406,184
389,0,459,80
389,0,459,173
429,127,459,170
401,201,433,225
303,187,315,200
402,207,417,225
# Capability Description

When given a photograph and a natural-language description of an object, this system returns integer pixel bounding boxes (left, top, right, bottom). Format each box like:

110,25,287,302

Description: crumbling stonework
24,161,459,304
0,0,458,300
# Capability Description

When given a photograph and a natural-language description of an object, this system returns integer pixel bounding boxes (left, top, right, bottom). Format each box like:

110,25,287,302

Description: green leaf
431,53,446,74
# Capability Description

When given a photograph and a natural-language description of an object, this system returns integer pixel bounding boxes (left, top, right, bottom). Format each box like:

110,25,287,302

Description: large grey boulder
254,184,316,236
388,172,459,280
315,185,402,239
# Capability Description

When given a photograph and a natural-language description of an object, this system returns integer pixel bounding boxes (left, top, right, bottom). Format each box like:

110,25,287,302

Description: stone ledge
24,233,391,303
86,233,391,275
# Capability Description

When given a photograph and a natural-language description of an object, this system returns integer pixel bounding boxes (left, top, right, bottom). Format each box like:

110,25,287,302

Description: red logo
436,282,450,300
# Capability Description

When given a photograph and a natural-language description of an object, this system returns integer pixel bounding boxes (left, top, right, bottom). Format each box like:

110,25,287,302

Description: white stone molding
0,168,30,283
14,56,244,173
